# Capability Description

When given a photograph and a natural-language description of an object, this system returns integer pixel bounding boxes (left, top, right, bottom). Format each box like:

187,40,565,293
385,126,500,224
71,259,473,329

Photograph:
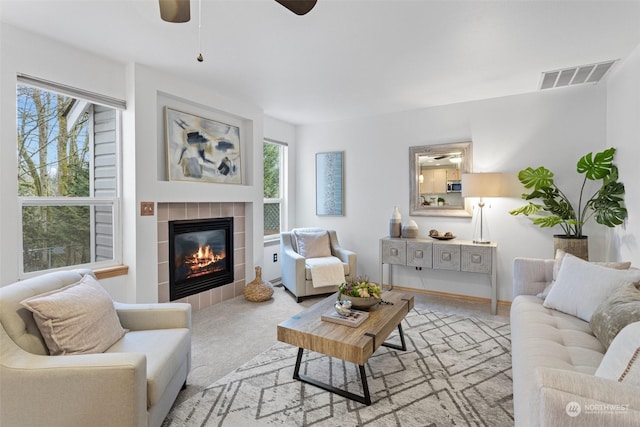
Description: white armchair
280,228,357,302
0,269,191,427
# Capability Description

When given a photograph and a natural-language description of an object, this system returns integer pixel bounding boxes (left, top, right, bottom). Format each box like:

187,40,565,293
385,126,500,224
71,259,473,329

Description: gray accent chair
0,269,191,427
280,228,357,302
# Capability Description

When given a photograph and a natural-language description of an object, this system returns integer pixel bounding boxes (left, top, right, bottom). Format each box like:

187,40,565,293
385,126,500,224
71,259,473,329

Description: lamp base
473,239,492,244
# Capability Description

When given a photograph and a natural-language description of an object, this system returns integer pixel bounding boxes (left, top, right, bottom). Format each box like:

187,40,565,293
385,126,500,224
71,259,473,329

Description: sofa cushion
537,249,631,299
590,282,640,348
543,253,640,322
595,322,640,387
105,328,191,407
20,275,126,355
294,229,331,258
512,296,605,374
511,295,606,427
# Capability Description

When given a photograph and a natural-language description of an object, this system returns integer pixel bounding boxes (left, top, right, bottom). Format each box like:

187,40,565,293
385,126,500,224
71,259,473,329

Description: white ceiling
2,0,640,125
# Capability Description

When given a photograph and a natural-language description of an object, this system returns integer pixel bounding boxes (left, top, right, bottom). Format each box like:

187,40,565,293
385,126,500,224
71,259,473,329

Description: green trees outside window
17,82,119,273
264,141,285,237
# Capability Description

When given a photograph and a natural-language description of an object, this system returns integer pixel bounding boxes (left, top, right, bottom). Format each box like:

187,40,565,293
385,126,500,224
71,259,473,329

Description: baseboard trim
391,285,512,308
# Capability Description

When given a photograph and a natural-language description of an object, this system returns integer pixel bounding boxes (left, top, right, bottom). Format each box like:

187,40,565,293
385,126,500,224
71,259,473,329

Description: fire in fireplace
169,217,234,300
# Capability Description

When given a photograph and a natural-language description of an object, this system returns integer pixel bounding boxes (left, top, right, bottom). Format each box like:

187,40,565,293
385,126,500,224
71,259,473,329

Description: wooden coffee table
277,291,414,405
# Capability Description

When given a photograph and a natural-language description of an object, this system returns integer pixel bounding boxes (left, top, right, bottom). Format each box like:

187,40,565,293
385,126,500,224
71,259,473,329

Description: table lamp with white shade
461,173,507,244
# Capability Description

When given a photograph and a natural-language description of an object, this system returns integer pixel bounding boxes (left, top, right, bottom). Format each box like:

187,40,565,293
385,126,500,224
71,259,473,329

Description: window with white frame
263,139,287,240
16,75,124,275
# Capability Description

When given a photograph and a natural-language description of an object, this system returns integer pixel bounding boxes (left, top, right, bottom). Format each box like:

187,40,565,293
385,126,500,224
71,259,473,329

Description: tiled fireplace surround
157,202,246,311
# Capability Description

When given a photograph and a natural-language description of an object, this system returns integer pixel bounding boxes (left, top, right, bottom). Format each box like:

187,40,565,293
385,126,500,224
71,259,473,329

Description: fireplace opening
169,217,234,300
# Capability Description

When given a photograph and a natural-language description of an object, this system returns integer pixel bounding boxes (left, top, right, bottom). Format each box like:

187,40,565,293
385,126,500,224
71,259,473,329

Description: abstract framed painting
316,151,344,216
165,107,242,184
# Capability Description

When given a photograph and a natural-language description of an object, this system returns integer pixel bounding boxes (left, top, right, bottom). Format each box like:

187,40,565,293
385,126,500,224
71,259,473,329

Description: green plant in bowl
338,276,382,309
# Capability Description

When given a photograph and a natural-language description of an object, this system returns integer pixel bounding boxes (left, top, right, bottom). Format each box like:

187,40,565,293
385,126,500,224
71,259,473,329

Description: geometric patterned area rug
162,306,513,426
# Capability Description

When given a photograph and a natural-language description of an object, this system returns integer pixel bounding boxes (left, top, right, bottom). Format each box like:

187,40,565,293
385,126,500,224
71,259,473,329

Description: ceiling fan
159,0,318,23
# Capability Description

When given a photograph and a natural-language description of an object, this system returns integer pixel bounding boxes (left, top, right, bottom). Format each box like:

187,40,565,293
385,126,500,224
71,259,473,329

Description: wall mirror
409,141,473,217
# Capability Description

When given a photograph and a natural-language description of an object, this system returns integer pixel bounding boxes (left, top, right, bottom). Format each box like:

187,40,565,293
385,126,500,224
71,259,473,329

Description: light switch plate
140,201,155,216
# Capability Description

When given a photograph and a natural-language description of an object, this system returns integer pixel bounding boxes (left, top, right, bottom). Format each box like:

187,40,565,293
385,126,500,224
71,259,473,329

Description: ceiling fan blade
159,0,191,23
275,0,317,15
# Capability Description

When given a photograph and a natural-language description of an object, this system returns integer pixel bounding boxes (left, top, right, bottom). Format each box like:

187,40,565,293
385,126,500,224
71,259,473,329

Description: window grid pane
263,141,281,199
264,202,281,236
21,203,114,272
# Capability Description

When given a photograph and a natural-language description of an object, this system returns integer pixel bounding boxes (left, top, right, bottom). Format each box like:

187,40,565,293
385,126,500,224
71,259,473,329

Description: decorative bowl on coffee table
338,276,383,310
344,295,381,310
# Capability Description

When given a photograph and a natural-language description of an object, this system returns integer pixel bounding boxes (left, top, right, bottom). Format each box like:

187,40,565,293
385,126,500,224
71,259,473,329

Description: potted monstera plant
509,147,627,260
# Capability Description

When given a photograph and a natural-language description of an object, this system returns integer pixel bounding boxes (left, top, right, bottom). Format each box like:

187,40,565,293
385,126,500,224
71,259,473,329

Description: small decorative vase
401,219,419,238
244,266,274,302
389,206,402,238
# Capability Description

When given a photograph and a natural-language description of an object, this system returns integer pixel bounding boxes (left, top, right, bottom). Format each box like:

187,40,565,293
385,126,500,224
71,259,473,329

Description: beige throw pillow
294,229,331,258
20,275,126,355
590,282,640,348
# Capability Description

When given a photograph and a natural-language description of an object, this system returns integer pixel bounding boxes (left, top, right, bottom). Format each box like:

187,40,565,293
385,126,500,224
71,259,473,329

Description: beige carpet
163,293,513,426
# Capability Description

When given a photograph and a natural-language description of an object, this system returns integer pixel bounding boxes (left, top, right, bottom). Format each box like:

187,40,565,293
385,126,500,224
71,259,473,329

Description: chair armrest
535,367,640,426
333,246,356,275
1,326,147,426
513,257,554,297
328,230,357,278
281,234,306,294
332,246,355,264
114,302,191,331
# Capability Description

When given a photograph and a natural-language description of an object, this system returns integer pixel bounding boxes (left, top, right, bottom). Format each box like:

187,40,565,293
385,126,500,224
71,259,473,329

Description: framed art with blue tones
316,151,344,216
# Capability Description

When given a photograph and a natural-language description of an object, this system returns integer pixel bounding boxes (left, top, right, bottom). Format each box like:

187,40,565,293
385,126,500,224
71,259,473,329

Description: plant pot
553,235,588,261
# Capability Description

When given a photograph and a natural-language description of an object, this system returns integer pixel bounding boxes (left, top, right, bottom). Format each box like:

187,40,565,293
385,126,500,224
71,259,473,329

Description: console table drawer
381,239,406,265
433,244,461,271
461,245,492,274
379,237,497,314
406,241,433,268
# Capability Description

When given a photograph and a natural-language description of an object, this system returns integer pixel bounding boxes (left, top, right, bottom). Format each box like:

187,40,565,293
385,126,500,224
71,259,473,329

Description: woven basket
244,266,274,302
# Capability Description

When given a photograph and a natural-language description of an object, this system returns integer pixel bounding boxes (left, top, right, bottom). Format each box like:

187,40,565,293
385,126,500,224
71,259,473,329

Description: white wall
607,43,640,266
295,86,610,302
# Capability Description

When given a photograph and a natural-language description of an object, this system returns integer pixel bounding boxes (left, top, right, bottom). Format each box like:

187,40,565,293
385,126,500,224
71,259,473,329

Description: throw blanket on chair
305,257,345,288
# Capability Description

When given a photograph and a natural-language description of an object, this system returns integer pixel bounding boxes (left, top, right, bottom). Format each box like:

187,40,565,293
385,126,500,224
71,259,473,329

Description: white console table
379,237,498,314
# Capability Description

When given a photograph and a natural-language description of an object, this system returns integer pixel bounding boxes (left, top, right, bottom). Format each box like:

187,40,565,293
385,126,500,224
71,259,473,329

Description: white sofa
0,269,191,427
511,256,640,426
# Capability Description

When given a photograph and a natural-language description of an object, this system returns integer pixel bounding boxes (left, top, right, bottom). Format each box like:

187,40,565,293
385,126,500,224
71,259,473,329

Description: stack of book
321,308,369,327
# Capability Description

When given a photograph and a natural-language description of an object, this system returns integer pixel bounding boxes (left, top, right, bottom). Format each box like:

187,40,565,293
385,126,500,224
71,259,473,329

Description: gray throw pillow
590,282,640,348
294,229,331,258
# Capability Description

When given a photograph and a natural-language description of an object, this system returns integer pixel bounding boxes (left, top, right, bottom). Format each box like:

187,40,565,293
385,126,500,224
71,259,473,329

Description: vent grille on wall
539,60,617,90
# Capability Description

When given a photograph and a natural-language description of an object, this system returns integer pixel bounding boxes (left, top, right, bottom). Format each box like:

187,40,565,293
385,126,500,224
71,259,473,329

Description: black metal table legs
292,323,407,406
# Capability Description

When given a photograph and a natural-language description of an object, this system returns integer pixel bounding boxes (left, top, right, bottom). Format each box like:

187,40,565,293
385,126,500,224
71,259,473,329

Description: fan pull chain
197,0,203,62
